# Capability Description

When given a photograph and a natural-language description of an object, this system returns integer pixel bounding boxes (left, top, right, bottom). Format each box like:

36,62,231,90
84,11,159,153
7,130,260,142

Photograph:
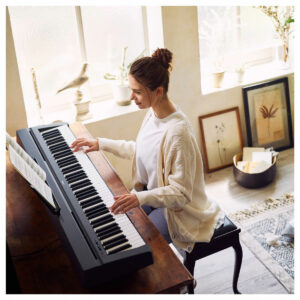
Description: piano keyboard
41,125,145,255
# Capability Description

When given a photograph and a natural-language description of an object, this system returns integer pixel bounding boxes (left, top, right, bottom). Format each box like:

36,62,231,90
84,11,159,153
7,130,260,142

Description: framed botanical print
242,77,293,151
199,107,243,172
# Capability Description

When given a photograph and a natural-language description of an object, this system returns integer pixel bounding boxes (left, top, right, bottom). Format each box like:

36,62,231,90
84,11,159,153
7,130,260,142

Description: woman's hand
110,193,139,214
70,137,99,153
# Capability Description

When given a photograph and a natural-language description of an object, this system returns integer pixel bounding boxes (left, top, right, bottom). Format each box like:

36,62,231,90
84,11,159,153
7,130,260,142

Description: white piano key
89,212,111,223
55,125,145,252
100,232,124,244
106,242,131,254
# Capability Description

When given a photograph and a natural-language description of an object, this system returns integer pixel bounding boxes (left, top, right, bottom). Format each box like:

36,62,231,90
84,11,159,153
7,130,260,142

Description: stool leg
232,238,243,294
184,255,196,276
184,255,195,294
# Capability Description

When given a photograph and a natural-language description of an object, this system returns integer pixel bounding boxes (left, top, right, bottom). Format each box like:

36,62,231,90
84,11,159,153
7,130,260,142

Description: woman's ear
156,86,164,98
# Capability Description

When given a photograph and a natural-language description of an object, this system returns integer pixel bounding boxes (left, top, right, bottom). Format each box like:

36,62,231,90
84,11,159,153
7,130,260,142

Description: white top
98,107,224,252
136,108,181,190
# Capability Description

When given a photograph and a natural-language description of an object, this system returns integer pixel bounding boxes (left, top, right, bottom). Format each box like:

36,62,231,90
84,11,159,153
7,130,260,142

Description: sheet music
7,133,56,209
6,132,46,181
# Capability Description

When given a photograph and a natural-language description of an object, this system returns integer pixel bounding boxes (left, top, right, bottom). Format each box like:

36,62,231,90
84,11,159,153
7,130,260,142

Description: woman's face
129,75,154,109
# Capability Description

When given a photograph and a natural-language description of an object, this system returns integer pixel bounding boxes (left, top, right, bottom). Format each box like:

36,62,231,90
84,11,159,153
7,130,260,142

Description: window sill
201,62,294,95
42,99,140,125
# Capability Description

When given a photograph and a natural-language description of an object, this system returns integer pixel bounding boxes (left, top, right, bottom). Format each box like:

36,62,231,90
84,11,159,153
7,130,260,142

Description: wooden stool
184,216,243,294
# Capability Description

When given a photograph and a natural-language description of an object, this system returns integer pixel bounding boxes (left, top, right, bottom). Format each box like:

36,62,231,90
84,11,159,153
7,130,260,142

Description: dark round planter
233,153,277,189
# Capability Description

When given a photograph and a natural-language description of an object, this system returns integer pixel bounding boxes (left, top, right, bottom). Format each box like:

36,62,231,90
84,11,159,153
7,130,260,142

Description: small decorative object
31,67,44,123
211,71,225,88
199,107,243,172
257,6,294,65
104,47,145,106
233,148,277,188
57,63,92,121
234,61,246,84
242,77,293,151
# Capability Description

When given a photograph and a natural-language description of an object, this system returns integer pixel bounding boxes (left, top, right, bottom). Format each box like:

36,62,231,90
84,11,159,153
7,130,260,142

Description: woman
71,48,224,253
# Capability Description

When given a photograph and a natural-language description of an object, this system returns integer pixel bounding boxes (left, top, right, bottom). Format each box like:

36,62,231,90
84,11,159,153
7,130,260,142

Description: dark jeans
141,204,172,244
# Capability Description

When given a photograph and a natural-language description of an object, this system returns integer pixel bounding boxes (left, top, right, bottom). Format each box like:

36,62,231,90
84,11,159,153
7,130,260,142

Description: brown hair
129,48,173,93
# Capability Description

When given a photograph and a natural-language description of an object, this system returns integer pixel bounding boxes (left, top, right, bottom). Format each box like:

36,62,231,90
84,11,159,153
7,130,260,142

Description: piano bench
184,216,243,294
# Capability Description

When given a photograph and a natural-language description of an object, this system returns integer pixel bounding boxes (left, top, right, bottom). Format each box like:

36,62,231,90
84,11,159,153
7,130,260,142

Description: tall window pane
240,7,277,50
81,7,145,89
9,6,82,122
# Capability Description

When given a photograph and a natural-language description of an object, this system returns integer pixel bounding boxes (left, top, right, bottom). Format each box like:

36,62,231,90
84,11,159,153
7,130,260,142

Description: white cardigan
98,109,224,252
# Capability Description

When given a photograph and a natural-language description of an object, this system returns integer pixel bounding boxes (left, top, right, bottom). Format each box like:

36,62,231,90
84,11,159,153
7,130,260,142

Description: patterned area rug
228,194,294,293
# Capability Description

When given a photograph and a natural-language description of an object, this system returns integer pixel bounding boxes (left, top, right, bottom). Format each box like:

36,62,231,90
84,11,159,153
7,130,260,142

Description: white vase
112,84,131,106
236,70,245,84
74,99,92,121
211,71,225,88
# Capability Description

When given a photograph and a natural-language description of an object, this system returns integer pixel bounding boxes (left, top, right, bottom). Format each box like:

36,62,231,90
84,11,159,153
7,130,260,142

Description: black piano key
86,207,109,221
103,236,128,250
57,154,77,162
75,188,97,199
95,222,120,235
84,202,106,215
50,145,70,155
65,171,87,182
66,173,87,184
61,163,82,174
107,243,131,255
46,136,65,146
49,140,67,148
65,172,86,182
80,196,102,208
49,141,67,152
56,154,78,165
70,179,91,190
42,129,60,139
49,143,69,153
57,157,78,168
91,215,114,228
85,204,108,219
97,227,122,241
75,186,96,197
77,190,98,201
65,170,85,180
53,150,74,160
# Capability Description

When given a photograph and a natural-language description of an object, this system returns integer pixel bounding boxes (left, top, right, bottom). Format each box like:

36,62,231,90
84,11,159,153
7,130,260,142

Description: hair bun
152,48,173,71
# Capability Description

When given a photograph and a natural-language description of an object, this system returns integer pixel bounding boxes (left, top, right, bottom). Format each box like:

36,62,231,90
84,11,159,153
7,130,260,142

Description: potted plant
234,60,246,84
257,6,294,66
104,47,145,106
210,58,225,88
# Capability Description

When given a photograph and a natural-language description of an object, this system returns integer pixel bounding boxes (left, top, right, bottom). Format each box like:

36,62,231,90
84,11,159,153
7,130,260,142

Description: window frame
75,6,149,103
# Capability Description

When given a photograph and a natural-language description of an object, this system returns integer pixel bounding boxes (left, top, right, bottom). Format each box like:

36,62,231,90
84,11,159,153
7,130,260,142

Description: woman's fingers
110,194,139,214
70,138,99,152
71,141,88,152
70,138,85,148
110,197,129,214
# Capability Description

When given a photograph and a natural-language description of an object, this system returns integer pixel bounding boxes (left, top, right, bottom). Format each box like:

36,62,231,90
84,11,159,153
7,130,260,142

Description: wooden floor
178,148,294,294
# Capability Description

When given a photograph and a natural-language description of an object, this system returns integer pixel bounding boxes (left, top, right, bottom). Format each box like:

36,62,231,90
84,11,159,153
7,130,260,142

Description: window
9,7,82,121
198,6,279,72
80,7,146,100
9,6,146,124
197,6,294,92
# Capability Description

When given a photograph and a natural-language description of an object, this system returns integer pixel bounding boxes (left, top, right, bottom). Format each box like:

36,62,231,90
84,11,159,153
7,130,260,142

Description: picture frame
199,107,243,173
242,77,293,151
